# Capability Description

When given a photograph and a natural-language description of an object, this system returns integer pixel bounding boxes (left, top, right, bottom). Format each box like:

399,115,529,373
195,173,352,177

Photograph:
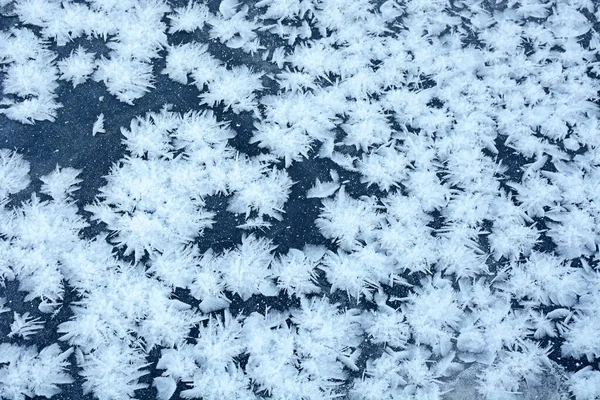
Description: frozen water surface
0,0,600,399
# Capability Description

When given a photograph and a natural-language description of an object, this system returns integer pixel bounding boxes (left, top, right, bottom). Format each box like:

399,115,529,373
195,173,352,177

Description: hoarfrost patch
1,0,599,399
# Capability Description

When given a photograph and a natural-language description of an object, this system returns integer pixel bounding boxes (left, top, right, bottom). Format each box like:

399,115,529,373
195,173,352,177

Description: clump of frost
560,266,600,364
168,1,211,33
209,1,260,52
250,120,314,167
444,362,569,400
291,296,363,394
402,275,463,357
189,249,231,313
93,56,155,105
226,156,293,221
162,42,210,85
273,245,325,296
546,207,597,259
0,149,30,201
476,343,553,400
40,166,82,203
351,345,446,399
341,100,392,151
569,367,600,400
357,146,410,191
363,293,410,349
241,310,300,397
493,252,583,308
0,163,88,306
215,234,278,301
0,343,73,399
171,311,255,400
320,247,385,299
2,0,175,112
56,46,96,87
85,107,295,263
315,186,382,251
87,143,214,260
0,28,61,124
80,343,150,400
200,65,264,114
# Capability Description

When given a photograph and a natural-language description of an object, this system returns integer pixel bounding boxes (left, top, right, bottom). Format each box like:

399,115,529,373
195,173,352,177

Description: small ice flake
307,178,340,199
92,113,105,136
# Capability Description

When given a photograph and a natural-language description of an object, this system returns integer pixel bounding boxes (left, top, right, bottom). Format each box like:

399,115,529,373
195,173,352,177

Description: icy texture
1,0,600,399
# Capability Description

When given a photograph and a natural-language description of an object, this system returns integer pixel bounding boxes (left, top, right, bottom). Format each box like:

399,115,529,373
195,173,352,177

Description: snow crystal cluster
1,0,600,399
